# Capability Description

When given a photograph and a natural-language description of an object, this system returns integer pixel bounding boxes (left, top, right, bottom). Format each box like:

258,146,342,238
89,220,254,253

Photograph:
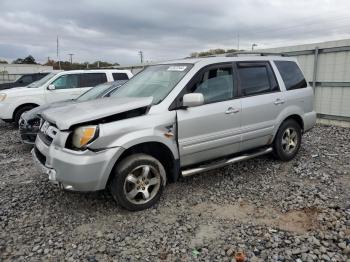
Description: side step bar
181,147,273,177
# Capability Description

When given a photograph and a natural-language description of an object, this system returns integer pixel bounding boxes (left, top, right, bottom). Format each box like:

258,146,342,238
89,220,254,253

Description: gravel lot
0,120,349,261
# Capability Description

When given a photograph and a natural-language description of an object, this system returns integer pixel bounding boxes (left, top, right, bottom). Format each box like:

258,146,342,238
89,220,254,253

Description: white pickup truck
0,69,133,124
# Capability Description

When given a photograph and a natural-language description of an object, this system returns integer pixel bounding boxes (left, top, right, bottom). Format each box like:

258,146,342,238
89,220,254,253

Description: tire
2,119,13,123
273,119,302,161
109,153,166,211
14,105,35,127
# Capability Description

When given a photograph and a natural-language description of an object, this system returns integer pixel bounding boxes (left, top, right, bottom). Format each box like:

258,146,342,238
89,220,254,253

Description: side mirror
47,84,56,90
182,93,204,108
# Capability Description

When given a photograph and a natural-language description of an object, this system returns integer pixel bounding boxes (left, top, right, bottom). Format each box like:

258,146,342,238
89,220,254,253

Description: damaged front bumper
32,134,125,191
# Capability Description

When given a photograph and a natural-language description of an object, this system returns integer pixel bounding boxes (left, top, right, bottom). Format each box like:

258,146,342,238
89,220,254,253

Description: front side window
275,61,307,90
80,73,107,87
110,64,192,104
52,74,79,89
237,62,279,96
189,66,234,104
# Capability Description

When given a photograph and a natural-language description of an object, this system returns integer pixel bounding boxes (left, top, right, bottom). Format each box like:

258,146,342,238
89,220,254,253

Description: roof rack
225,51,287,57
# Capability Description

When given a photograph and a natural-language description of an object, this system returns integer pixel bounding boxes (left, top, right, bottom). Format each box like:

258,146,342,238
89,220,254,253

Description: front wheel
273,119,302,161
109,153,166,211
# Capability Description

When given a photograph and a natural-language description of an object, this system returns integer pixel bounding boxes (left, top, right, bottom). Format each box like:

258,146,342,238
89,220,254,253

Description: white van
0,69,133,124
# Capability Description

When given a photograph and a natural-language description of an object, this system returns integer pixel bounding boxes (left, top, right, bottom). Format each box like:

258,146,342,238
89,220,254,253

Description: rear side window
275,61,307,90
237,62,279,96
80,73,107,87
112,73,129,80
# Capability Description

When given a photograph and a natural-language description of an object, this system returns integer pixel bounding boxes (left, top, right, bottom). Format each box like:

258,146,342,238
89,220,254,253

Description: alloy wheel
123,165,161,205
281,127,298,154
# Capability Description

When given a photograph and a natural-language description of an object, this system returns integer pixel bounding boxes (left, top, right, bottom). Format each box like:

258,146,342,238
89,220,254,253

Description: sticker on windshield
167,66,187,71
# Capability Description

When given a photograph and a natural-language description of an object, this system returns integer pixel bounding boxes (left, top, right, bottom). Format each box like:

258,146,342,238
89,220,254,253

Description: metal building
0,64,53,84
259,39,350,126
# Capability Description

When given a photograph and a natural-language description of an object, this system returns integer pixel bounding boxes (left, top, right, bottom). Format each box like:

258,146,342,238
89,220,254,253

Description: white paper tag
167,66,187,72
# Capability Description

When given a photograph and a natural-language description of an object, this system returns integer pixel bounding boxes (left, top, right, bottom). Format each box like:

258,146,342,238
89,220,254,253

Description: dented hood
41,96,153,130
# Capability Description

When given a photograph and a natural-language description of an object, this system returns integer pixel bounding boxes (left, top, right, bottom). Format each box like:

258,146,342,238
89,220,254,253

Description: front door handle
274,98,285,105
225,107,240,114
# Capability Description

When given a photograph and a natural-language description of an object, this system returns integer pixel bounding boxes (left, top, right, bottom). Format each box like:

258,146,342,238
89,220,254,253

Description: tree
12,55,37,64
12,58,23,64
190,48,239,57
22,55,36,64
0,60,8,64
43,60,120,70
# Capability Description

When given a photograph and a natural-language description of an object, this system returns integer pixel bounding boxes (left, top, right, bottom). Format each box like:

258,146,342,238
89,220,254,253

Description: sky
0,0,350,65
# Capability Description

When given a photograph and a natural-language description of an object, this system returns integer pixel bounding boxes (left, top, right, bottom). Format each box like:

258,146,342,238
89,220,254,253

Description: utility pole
251,43,258,51
237,32,240,51
47,57,50,63
138,51,144,64
57,36,61,70
68,53,74,64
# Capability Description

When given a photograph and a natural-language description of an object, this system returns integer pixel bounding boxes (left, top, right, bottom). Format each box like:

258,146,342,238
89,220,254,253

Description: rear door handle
274,98,285,105
225,107,240,114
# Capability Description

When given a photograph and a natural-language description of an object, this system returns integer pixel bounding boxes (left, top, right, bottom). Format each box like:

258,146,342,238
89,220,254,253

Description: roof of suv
159,55,297,67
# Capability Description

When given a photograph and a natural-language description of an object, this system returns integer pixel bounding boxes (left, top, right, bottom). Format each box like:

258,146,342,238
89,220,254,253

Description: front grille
28,118,40,127
39,120,58,146
34,147,46,165
38,131,53,146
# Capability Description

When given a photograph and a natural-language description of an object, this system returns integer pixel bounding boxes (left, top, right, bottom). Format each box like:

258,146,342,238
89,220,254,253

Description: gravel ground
0,120,349,261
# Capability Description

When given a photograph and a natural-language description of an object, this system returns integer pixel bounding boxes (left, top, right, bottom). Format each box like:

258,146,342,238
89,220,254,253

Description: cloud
0,44,27,59
0,0,349,64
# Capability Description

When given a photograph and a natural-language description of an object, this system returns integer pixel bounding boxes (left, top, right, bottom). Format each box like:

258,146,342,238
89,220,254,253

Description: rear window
80,73,107,87
112,73,129,80
275,61,307,90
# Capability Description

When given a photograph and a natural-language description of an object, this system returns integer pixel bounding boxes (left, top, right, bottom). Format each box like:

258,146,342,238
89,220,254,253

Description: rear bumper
33,134,124,191
303,111,317,132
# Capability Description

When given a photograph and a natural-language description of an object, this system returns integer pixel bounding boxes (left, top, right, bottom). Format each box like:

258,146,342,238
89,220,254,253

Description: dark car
19,80,127,144
0,73,50,90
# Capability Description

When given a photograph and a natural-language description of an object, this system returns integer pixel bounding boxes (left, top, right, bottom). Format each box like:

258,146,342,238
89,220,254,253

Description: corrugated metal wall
260,39,350,121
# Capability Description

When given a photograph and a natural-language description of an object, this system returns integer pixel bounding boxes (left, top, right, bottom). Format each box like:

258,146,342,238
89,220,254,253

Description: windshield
110,64,192,104
27,72,58,88
76,82,115,102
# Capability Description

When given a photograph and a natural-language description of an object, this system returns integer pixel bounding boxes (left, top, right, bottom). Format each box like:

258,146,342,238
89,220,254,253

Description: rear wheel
273,119,302,161
109,153,166,211
14,105,35,127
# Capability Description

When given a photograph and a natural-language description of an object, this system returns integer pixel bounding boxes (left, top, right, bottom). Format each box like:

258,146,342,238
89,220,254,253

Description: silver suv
33,56,316,211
